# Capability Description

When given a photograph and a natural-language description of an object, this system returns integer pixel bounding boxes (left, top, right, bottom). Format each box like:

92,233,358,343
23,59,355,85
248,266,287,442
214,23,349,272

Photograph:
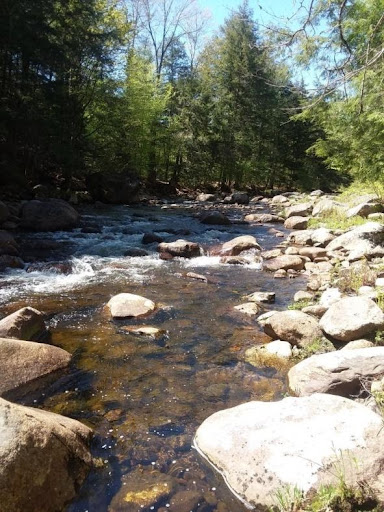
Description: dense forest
0,0,383,199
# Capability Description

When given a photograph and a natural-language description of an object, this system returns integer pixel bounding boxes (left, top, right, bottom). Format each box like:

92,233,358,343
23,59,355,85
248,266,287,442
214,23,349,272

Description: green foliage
308,210,368,230
288,298,313,310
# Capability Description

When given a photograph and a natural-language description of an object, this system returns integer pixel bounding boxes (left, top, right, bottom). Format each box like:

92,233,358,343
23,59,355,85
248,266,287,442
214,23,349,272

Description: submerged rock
200,211,231,225
0,307,47,341
288,347,384,397
21,199,79,231
245,291,275,303
0,338,71,398
107,293,156,319
194,394,384,509
233,302,261,316
319,296,384,341
0,398,92,512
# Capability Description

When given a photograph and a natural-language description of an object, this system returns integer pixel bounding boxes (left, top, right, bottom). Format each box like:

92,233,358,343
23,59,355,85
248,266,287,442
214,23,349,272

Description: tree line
1,0,380,199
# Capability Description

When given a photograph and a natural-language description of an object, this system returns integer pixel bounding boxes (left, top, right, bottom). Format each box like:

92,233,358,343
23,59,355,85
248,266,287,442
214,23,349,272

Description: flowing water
0,202,305,512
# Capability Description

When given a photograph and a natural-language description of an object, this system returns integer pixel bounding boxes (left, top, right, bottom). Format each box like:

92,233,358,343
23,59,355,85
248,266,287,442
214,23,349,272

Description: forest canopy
0,0,382,197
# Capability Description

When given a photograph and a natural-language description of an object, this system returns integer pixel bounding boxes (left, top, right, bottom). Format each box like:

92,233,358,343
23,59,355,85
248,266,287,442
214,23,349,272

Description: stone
302,305,327,318
326,222,384,259
21,199,79,231
285,202,313,218
341,339,375,350
263,340,292,358
358,286,378,301
227,191,249,204
287,229,313,246
86,171,140,203
319,288,342,308
274,269,287,278
186,272,208,282
263,310,322,347
0,230,19,256
310,189,324,197
245,291,275,303
121,326,163,337
271,194,290,204
220,235,261,256
257,311,278,324
311,227,335,247
0,338,71,398
288,347,384,397
319,296,384,341
194,394,384,510
261,248,283,259
0,307,47,341
244,213,284,223
220,255,261,266
233,302,261,316
298,247,327,260
312,198,346,217
376,277,384,288
158,239,202,258
294,290,314,302
284,216,309,230
263,255,304,272
197,193,216,202
109,468,175,512
347,202,383,218
166,490,203,512
200,211,231,225
285,247,299,255
0,255,24,271
107,293,156,319
142,232,163,244
0,398,92,512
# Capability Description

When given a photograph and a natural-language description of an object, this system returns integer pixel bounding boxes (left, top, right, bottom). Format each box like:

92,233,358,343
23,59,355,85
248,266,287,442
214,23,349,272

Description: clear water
0,202,305,512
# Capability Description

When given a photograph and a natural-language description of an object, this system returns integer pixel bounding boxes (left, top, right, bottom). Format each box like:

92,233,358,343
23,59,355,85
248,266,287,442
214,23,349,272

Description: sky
201,0,301,33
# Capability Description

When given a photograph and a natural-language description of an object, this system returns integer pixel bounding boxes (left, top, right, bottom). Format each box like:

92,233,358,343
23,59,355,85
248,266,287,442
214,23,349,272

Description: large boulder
196,193,216,202
220,235,261,256
311,227,335,246
288,347,384,397
225,191,249,204
312,198,346,217
287,229,314,246
0,230,19,256
263,255,304,272
319,296,384,342
0,307,47,341
0,398,92,512
0,338,71,398
284,216,309,230
86,171,140,204
347,202,383,218
21,199,79,231
263,310,322,347
285,202,313,218
200,211,231,226
194,394,384,510
158,239,202,258
107,293,156,319
326,222,384,259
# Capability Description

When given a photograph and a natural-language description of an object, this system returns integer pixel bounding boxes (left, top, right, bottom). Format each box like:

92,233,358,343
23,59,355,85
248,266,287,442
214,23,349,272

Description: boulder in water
21,199,79,231
220,235,261,256
0,307,47,341
0,397,92,512
107,293,156,319
0,230,19,256
200,211,231,225
158,239,202,258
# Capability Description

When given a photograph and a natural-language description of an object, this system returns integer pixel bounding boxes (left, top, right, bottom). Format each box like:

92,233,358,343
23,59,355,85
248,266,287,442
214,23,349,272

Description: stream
0,201,305,512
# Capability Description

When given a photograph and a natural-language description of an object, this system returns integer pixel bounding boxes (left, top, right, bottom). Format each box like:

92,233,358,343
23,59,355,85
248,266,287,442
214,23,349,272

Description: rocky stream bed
1,191,384,512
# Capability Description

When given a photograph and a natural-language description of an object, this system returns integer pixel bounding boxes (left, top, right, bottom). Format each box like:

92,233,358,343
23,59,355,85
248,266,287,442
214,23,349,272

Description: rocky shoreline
0,189,384,511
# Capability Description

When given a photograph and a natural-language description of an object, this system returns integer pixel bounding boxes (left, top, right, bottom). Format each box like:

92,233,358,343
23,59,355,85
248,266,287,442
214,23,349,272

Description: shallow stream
0,202,305,512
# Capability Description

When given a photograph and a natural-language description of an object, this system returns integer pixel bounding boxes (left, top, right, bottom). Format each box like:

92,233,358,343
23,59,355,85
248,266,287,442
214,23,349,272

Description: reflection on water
0,203,305,511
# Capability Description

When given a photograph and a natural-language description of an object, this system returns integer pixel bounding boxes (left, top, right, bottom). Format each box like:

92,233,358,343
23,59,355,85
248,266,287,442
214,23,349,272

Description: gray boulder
194,394,384,509
263,310,322,348
225,191,249,204
196,193,216,202
0,398,92,512
288,347,384,397
347,202,383,218
158,239,202,258
285,202,313,218
200,211,231,226
0,338,71,398
263,255,304,272
320,296,384,342
220,235,261,256
284,216,309,230
21,199,79,231
0,307,47,341
326,222,384,259
244,213,284,223
312,198,346,217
